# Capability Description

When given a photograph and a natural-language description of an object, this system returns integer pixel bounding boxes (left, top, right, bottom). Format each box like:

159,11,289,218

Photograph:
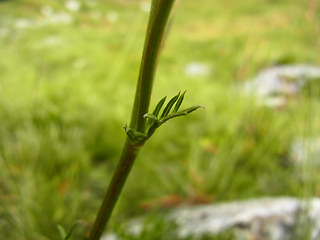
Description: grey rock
103,198,320,240
244,65,320,107
171,197,320,240
171,198,299,239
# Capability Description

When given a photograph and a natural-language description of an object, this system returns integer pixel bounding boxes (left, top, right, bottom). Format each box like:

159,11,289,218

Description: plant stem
88,1,175,239
130,0,176,132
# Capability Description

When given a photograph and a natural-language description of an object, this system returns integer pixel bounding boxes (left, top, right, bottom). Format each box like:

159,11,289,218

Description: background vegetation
0,0,319,239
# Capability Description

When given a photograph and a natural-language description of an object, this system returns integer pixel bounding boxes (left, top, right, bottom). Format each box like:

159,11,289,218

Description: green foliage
124,92,203,144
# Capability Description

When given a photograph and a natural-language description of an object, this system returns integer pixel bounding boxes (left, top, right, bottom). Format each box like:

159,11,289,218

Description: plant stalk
88,1,176,239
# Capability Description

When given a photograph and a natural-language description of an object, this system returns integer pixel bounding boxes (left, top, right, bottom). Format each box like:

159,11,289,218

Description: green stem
88,1,175,239
130,0,176,132
88,139,142,240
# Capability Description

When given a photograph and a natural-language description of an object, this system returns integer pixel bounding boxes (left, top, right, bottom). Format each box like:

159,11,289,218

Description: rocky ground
104,197,320,240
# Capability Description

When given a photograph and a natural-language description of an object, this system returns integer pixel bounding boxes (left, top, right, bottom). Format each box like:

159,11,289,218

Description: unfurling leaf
181,105,205,115
152,96,167,117
123,91,203,145
160,105,205,124
161,92,180,118
173,90,186,113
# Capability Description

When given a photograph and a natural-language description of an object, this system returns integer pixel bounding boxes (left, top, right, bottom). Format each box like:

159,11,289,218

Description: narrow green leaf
160,105,205,124
57,225,67,240
64,221,81,240
173,90,186,113
147,122,159,137
152,96,167,117
160,92,180,118
181,105,205,115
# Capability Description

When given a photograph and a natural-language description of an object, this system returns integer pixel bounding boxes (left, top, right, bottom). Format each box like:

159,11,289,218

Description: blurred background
0,0,319,239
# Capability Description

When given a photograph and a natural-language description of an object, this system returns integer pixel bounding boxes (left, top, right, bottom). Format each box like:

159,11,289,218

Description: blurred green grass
0,0,319,239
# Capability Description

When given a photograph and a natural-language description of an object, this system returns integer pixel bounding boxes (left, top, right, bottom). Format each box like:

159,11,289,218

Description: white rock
65,0,81,12
184,62,211,77
243,64,320,108
101,198,320,240
171,198,300,238
244,65,320,98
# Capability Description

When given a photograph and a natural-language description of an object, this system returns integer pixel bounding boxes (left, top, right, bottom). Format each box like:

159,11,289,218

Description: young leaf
160,92,180,118
57,225,67,240
64,221,81,240
152,96,167,117
173,90,186,113
147,122,159,137
123,126,147,143
57,222,81,240
181,105,205,115
160,105,205,124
